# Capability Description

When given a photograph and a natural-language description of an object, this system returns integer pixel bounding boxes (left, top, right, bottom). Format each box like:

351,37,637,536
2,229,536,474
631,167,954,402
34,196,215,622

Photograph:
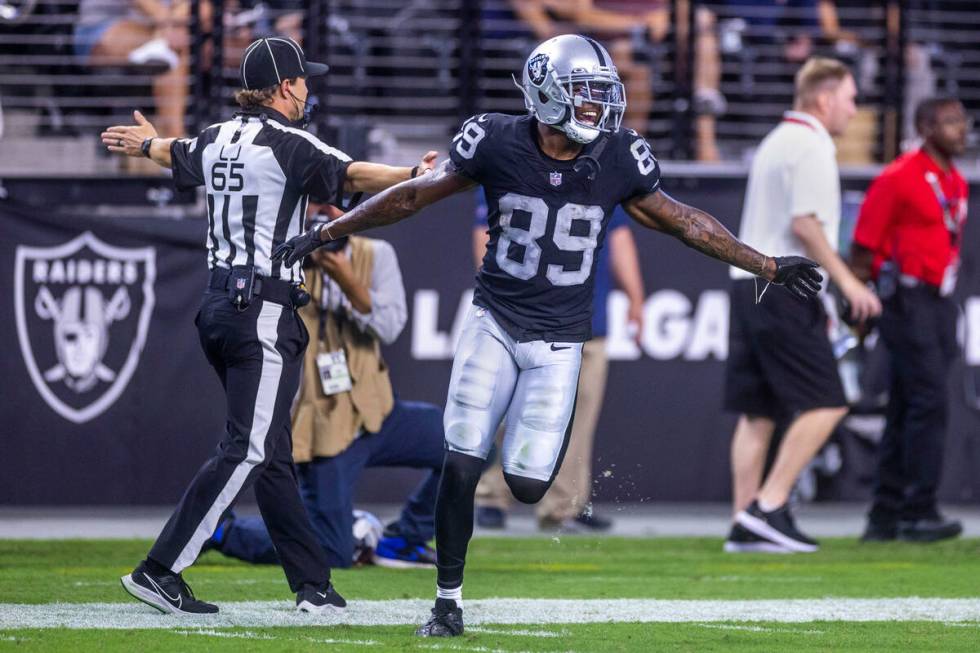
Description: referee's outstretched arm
102,111,175,166
102,111,439,195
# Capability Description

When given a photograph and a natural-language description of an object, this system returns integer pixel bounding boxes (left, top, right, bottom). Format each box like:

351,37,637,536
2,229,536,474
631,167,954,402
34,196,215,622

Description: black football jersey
450,113,660,342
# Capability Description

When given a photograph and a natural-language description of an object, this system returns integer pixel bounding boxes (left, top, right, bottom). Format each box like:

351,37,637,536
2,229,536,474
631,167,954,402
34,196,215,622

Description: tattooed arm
624,189,777,280
324,159,476,240
273,160,477,266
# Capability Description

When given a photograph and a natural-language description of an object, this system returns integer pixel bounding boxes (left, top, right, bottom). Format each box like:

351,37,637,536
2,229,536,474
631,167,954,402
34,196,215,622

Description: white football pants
443,304,583,482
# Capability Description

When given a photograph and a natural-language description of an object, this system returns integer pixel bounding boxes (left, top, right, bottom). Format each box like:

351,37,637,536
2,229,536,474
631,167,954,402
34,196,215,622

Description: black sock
143,556,173,577
435,451,484,589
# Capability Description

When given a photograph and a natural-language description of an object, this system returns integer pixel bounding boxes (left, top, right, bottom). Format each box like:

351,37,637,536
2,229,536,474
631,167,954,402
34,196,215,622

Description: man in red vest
851,96,970,543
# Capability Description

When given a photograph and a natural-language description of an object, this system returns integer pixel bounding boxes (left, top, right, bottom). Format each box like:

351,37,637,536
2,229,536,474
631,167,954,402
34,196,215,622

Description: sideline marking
3,598,980,630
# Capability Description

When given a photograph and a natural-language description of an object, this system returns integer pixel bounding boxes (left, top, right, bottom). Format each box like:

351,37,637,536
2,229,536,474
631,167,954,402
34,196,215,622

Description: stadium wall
2,174,980,506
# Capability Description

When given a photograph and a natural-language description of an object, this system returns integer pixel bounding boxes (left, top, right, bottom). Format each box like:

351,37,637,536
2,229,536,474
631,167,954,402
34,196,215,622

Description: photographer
212,200,443,568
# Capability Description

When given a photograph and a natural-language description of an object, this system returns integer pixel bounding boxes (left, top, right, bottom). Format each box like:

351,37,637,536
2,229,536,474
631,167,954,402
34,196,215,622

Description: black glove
271,226,324,268
771,255,823,300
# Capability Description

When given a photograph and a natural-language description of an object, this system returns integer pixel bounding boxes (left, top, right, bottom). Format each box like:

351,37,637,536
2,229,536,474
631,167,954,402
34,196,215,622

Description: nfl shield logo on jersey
550,172,562,187
14,232,157,424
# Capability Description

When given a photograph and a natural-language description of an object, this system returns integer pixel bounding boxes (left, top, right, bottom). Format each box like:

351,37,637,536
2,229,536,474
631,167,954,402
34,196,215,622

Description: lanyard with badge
924,170,963,296
316,274,353,395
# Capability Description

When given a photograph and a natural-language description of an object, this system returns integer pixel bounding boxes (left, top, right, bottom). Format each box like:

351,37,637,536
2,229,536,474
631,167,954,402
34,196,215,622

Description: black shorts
724,279,846,420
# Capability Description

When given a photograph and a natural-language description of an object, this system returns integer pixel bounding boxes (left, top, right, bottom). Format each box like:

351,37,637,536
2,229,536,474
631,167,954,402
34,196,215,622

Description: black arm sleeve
170,137,206,191
169,125,222,191
290,137,352,205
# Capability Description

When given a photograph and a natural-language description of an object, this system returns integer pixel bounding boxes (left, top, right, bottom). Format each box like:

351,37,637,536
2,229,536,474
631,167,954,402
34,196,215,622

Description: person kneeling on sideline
209,200,442,569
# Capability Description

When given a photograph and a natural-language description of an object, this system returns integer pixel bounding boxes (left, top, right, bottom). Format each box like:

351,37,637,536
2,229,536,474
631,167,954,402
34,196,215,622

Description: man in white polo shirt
723,58,881,553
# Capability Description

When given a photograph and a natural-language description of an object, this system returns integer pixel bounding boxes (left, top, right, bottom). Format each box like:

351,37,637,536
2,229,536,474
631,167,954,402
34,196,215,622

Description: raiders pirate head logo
15,232,156,424
527,53,550,87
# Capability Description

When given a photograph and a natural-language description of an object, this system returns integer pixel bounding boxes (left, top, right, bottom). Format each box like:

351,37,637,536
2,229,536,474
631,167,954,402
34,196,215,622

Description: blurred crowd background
1,0,980,176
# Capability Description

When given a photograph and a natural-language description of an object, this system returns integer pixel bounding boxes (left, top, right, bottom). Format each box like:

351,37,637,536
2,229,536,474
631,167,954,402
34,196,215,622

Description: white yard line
2,598,980,630
175,629,277,640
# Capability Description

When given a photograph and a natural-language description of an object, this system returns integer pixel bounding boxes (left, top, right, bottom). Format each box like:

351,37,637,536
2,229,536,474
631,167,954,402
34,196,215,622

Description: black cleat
476,506,506,529
736,501,818,553
416,598,464,637
573,509,613,532
861,520,898,542
898,516,963,543
120,561,218,615
723,522,791,553
296,582,347,613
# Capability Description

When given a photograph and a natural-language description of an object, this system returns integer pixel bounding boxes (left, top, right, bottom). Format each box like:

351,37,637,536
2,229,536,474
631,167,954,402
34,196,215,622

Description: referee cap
240,37,329,90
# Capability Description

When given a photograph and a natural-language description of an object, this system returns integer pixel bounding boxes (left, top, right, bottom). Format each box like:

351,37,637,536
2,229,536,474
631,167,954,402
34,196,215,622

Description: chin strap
572,133,610,182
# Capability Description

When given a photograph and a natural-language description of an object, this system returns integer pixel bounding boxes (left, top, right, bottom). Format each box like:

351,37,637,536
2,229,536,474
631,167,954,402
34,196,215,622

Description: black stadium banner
2,173,980,506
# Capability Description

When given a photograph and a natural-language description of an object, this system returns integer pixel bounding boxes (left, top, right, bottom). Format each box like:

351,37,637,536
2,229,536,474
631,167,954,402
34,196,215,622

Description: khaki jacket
292,237,395,461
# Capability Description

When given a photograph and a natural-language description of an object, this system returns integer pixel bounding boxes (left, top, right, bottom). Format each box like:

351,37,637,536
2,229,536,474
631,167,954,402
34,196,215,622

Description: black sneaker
296,582,347,613
476,506,506,529
120,561,218,614
416,598,464,637
898,516,963,543
573,509,613,532
736,501,819,553
723,522,791,553
861,520,898,542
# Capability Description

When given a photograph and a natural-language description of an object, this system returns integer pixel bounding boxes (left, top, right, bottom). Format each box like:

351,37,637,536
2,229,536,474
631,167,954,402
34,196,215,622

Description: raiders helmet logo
14,232,157,424
527,53,550,87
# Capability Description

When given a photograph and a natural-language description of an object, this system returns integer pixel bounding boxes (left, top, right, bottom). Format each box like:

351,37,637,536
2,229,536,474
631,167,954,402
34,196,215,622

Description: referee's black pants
870,286,958,524
147,290,330,591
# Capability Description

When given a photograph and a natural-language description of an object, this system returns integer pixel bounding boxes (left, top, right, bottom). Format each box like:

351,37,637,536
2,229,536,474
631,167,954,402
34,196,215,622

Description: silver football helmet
514,34,626,144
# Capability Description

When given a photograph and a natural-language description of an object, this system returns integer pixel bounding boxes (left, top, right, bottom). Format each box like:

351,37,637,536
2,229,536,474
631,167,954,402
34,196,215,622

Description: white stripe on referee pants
171,300,285,573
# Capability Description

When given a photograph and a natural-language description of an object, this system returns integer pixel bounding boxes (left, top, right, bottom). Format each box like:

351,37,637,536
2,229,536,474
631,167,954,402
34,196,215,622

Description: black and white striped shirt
171,108,351,280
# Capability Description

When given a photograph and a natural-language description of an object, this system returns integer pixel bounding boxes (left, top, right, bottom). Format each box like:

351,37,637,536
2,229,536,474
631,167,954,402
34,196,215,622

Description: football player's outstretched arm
273,159,477,266
624,189,823,299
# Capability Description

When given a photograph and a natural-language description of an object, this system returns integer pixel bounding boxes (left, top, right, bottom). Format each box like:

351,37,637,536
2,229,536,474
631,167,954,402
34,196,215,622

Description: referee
102,36,436,615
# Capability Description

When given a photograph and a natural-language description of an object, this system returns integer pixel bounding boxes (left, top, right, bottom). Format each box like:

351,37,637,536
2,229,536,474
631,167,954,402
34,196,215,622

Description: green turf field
2,537,979,651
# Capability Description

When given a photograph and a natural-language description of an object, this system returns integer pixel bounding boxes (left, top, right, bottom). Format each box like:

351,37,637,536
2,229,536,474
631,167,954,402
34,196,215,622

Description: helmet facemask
560,77,626,144
515,52,627,145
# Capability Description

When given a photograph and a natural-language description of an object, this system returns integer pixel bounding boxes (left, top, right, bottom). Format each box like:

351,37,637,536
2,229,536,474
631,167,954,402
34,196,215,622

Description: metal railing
1,0,979,175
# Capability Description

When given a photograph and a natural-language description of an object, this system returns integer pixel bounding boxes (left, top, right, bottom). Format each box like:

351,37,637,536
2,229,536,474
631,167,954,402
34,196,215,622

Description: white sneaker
128,38,179,72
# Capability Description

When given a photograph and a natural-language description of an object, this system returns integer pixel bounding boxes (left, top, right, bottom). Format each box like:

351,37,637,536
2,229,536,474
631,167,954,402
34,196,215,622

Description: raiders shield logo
527,53,549,87
14,232,157,424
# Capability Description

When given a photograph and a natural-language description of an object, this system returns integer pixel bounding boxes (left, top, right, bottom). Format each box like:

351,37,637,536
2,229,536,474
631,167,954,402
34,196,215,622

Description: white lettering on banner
641,290,691,360
964,297,980,365
684,291,729,361
410,289,728,362
605,291,642,360
607,290,728,361
411,289,475,360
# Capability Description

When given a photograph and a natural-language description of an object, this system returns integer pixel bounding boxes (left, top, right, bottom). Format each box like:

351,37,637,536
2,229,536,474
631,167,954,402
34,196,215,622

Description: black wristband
410,165,419,179
141,137,155,158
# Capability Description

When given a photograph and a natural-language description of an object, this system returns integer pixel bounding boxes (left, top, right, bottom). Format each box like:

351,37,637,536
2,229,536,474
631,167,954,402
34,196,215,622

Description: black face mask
288,89,318,129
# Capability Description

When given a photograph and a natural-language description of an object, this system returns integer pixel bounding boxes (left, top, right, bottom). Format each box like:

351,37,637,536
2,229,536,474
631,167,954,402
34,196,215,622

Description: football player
274,34,822,637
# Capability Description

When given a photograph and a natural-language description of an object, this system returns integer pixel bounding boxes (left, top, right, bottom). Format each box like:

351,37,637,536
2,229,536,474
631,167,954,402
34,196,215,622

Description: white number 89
453,120,486,160
630,139,657,176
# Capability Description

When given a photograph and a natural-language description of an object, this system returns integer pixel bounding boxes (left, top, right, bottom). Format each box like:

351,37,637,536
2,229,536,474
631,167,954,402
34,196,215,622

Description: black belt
208,267,296,307
898,274,943,297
